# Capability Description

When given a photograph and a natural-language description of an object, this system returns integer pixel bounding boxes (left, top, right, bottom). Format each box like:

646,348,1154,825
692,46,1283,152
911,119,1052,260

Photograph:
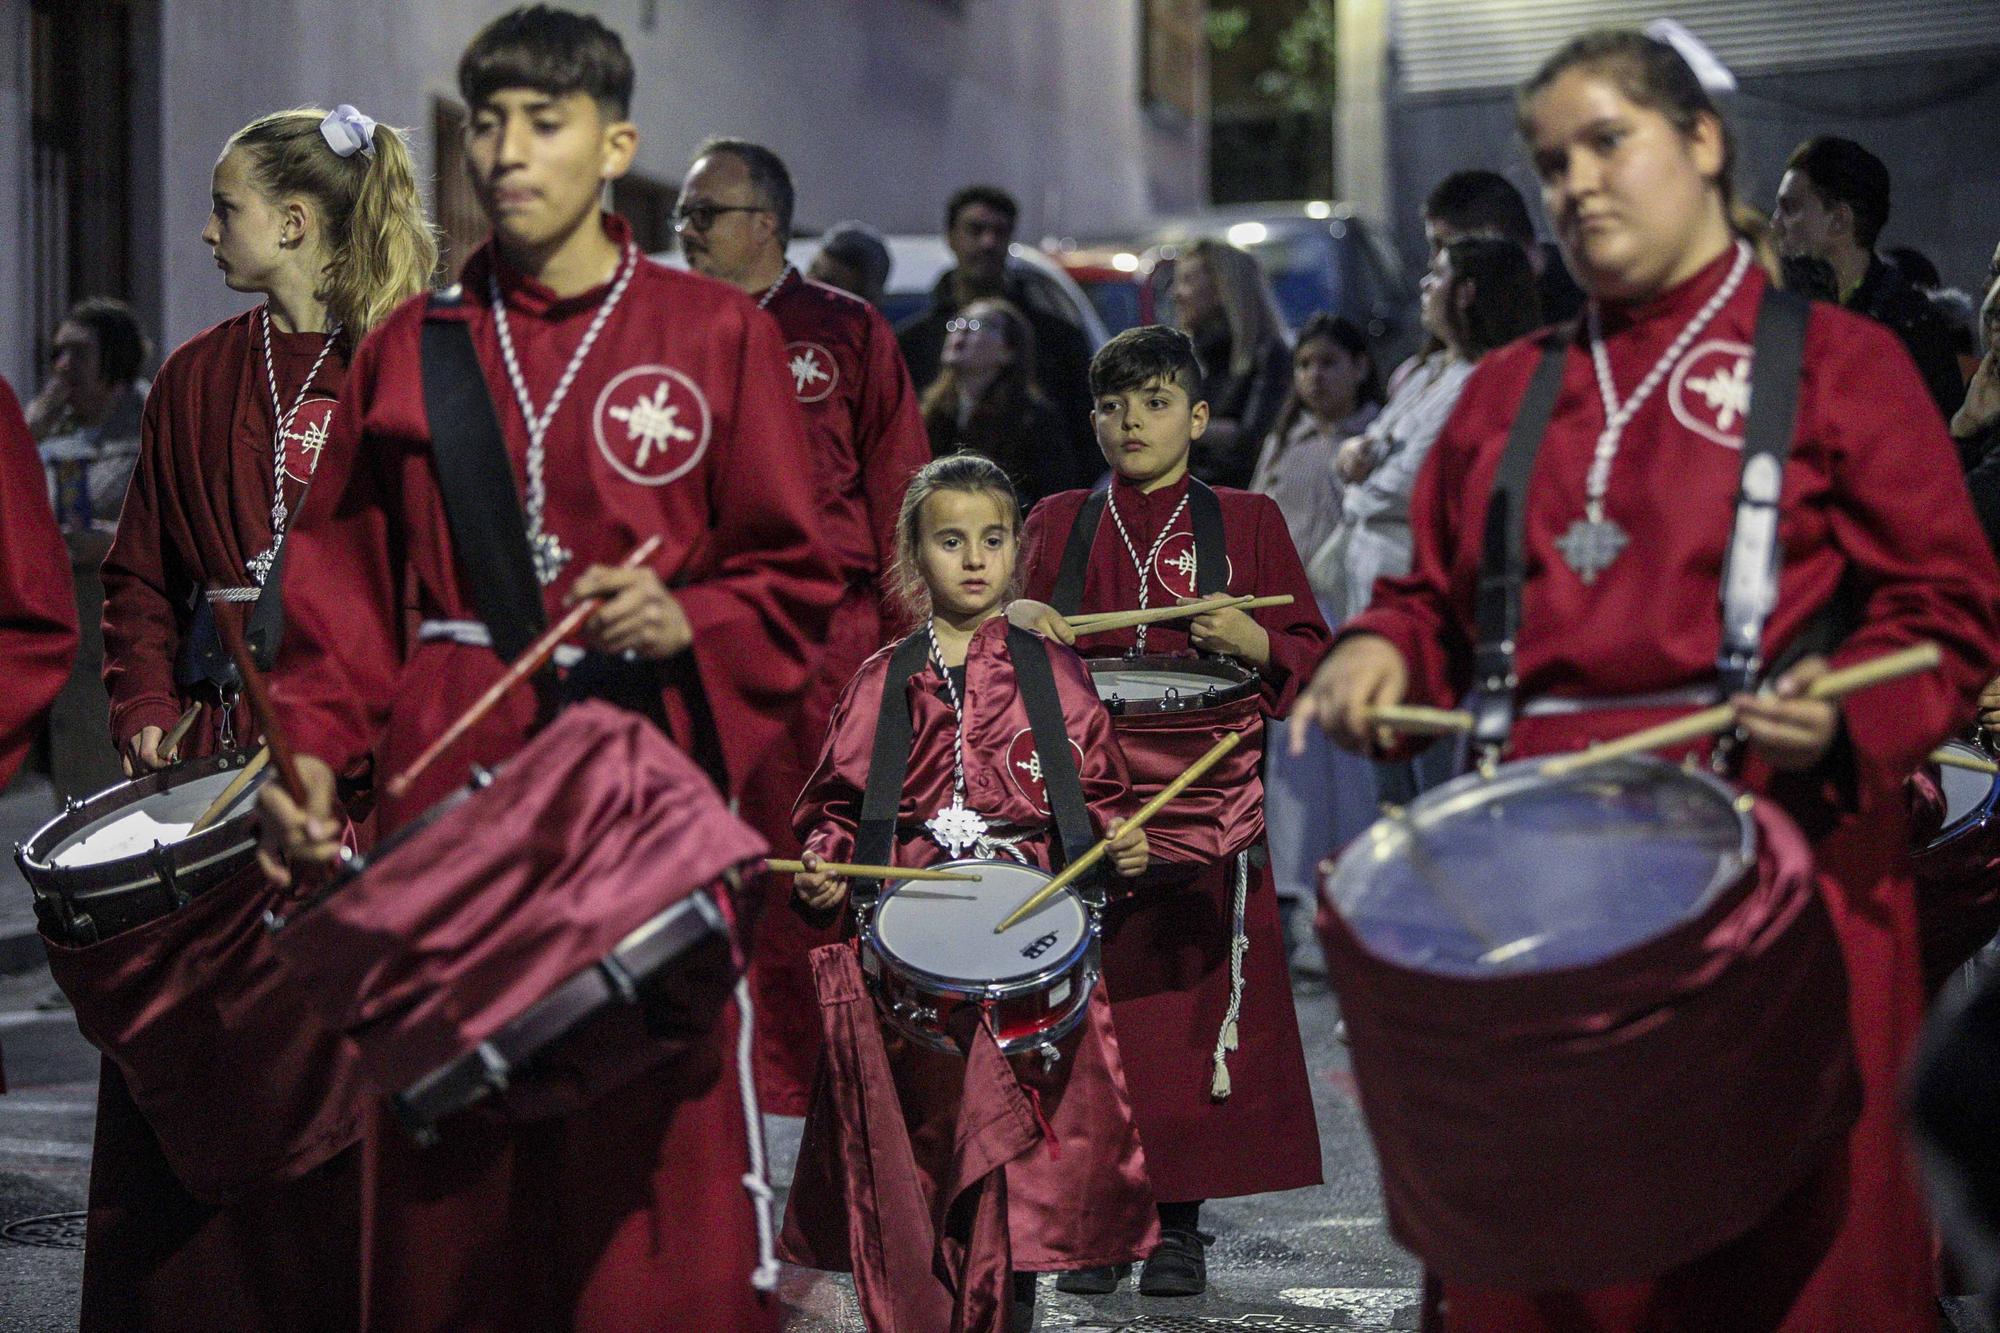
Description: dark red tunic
741,267,931,1114
102,309,344,755
779,618,1158,1304
1339,250,2000,1331
1019,475,1328,1203
0,373,76,789
277,216,838,1331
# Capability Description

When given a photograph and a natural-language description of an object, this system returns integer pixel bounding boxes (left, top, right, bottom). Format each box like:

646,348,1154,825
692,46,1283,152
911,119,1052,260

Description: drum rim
1085,652,1258,715
864,857,1095,999
1929,738,2000,843
16,750,265,890
877,969,1095,1056
1325,753,1757,972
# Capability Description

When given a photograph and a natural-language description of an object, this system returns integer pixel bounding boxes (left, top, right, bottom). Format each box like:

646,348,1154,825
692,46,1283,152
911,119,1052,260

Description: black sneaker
1137,1227,1209,1296
1009,1271,1038,1332
1053,1263,1128,1295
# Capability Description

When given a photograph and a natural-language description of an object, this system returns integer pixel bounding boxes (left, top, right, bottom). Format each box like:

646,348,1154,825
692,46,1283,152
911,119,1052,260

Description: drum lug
1036,1043,1062,1071
63,796,83,815
469,765,496,790
892,997,937,1027
473,1041,510,1092
598,954,641,1006
149,843,189,909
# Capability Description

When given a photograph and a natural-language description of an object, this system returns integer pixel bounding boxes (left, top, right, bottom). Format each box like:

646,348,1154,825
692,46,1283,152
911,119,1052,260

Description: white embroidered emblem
1667,339,1754,448
1151,531,1234,601
1003,728,1086,816
785,341,839,403
592,365,712,486
281,397,336,484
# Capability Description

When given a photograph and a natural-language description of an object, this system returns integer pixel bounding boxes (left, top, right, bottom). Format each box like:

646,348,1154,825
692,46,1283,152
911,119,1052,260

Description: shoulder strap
853,631,935,894
1050,490,1107,616
245,542,289,670
1469,326,1573,754
419,297,547,661
1186,478,1229,596
1716,287,1810,695
1006,625,1093,868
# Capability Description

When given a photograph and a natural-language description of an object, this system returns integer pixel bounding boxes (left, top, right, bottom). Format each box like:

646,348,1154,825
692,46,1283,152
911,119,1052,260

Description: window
1141,0,1203,122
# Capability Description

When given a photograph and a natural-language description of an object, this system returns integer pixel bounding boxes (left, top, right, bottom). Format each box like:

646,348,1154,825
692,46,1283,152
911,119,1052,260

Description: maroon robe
276,215,838,1331
1337,249,2000,1331
0,373,77,789
741,267,931,1114
103,309,344,755
1019,475,1328,1203
779,618,1159,1322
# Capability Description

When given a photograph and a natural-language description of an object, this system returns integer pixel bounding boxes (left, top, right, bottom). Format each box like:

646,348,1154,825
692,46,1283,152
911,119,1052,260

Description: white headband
319,104,377,160
1644,19,1737,95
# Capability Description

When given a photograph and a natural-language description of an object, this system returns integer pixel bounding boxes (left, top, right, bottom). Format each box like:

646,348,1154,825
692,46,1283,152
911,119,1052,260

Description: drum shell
1319,793,1859,1290
272,702,765,1128
1090,656,1265,864
42,861,370,1204
1908,749,2000,988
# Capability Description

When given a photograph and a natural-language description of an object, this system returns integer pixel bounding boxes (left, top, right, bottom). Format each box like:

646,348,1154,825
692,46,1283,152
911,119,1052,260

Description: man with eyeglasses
676,138,932,1116
897,184,1100,492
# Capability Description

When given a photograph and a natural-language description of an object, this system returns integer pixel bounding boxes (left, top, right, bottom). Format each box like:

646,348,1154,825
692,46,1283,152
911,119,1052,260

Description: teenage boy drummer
259,6,836,1328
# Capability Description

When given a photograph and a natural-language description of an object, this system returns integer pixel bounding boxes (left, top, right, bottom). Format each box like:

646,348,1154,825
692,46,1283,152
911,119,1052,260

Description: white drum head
50,766,268,868
872,859,1088,985
1938,742,1996,828
1094,668,1213,703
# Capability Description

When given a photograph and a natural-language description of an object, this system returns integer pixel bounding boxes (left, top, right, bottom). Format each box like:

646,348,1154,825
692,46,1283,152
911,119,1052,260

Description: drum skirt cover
1320,785,1859,1290
1103,684,1264,864
274,701,766,1120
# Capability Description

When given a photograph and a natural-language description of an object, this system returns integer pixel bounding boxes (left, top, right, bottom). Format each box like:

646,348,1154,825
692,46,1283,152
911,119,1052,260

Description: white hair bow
1644,19,1736,95
319,104,377,159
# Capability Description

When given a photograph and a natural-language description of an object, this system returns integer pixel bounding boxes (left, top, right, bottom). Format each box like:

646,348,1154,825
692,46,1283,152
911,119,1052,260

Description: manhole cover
1,1211,86,1249
1109,1317,1352,1331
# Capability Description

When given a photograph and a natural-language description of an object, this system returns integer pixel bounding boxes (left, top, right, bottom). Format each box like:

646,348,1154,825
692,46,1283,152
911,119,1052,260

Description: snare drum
1909,738,2000,990
1913,739,2000,875
1086,654,1264,863
17,749,270,944
1319,754,1857,1289
861,858,1097,1057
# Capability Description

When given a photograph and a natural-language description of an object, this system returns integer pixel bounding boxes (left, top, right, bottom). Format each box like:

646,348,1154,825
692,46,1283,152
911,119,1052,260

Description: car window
1079,280,1142,334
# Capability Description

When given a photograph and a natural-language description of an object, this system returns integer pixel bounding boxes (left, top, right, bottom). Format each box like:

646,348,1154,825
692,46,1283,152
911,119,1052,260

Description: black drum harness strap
1467,288,1810,773
1049,479,1230,619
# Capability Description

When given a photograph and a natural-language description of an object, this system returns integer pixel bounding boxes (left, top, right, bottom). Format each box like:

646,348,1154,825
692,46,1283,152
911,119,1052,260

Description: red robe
71,318,364,1332
779,618,1158,1320
0,372,77,788
102,309,345,755
276,215,838,1331
1019,474,1329,1203
741,267,931,1114
1339,249,2000,1332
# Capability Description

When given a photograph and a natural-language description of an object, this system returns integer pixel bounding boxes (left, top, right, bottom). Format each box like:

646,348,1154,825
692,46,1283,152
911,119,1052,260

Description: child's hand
1335,435,1377,483
793,850,850,912
1006,598,1075,646
1182,598,1269,667
1106,819,1149,877
1733,656,1840,773
1978,672,2000,743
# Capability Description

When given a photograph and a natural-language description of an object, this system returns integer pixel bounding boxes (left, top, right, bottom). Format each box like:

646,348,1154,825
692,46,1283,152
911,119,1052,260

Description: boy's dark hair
64,297,149,384
945,184,1018,231
1424,169,1535,249
1786,136,1891,249
1441,237,1541,360
459,5,634,118
1089,325,1204,400
695,137,795,240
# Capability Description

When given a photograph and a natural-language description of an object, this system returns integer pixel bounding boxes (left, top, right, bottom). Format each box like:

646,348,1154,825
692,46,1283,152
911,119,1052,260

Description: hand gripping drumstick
1363,704,1475,737
387,536,664,801
993,731,1244,933
1538,642,1942,780
1066,594,1295,635
764,859,982,883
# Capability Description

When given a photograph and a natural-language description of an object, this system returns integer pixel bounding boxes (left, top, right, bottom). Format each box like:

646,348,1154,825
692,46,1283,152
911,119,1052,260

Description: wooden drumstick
765,859,982,883
993,731,1244,933
1365,704,1474,736
187,747,272,836
387,535,664,801
1539,642,1943,780
1067,594,1295,635
1933,748,2000,776
161,702,203,764
216,613,310,804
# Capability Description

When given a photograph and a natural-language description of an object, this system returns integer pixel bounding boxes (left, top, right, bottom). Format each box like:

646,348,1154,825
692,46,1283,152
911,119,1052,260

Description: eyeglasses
671,203,770,233
945,317,989,335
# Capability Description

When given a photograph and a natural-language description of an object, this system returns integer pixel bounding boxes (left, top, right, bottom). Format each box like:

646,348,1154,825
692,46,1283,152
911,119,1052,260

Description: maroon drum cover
1907,741,2000,990
1318,755,1858,1290
272,700,766,1124
1086,655,1264,863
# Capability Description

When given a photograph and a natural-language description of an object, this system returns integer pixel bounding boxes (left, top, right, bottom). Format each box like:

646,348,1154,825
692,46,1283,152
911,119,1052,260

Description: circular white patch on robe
279,396,337,484
592,365,712,486
1003,727,1086,816
785,341,839,404
1151,531,1234,601
1667,338,1754,449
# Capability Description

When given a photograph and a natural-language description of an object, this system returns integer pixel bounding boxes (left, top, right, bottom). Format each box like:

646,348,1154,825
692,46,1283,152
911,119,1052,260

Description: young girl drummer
78,106,432,1331
782,453,1156,1333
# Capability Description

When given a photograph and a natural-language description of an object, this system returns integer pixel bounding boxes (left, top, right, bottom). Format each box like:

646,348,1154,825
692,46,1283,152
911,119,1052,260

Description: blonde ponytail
226,108,439,341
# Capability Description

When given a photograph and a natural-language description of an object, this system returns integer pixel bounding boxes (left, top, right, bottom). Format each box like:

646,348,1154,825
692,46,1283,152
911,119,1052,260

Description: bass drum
1318,754,1858,1290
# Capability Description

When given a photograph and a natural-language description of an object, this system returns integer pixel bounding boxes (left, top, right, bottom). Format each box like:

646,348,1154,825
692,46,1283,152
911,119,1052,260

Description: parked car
1047,247,1156,335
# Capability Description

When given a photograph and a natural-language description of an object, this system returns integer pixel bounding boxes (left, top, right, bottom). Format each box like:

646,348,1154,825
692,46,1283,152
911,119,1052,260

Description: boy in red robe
677,137,931,1112
1011,324,1328,1296
260,8,838,1329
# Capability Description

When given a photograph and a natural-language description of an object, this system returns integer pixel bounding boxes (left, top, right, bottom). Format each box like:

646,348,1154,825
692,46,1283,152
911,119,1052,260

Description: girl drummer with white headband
1290,22,2000,1332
